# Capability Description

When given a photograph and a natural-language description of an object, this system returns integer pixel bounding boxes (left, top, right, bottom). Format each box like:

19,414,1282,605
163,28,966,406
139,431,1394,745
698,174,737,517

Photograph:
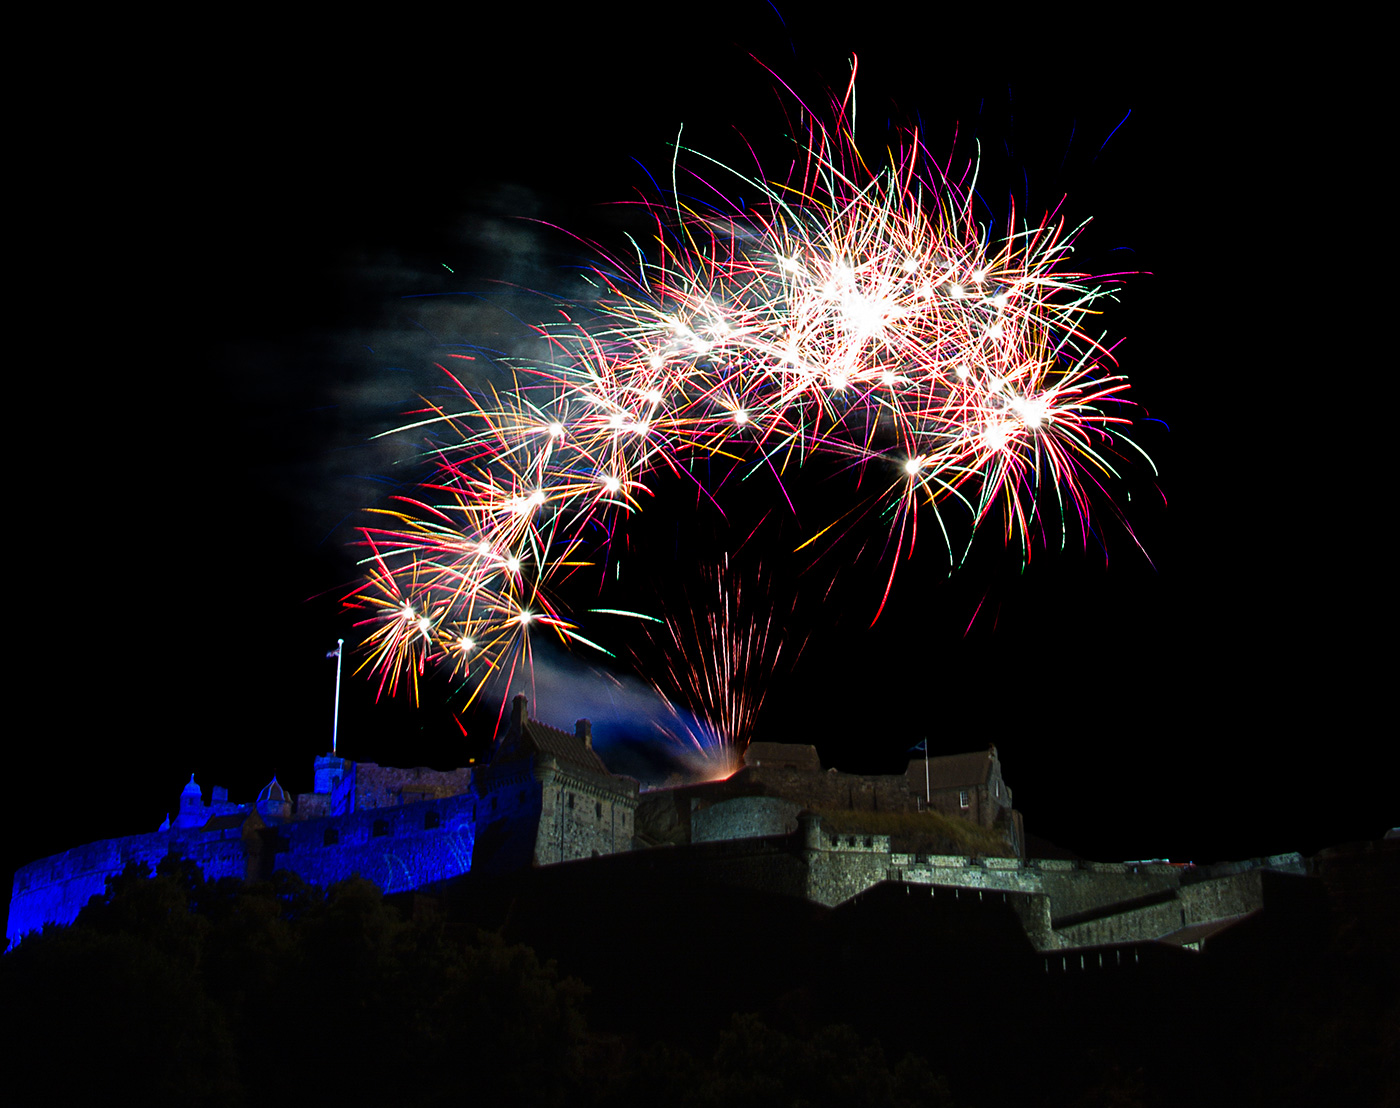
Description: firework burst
343,69,1152,725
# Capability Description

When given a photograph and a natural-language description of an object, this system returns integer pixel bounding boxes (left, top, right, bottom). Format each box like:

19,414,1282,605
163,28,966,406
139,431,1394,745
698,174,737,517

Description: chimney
575,719,592,749
511,693,528,736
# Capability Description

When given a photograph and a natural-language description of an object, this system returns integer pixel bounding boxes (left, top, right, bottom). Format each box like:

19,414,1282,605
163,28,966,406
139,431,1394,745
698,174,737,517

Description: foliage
603,1014,954,1108
2,861,590,1107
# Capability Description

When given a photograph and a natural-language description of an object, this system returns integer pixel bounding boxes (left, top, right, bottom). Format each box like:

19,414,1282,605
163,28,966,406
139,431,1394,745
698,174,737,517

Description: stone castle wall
805,830,895,907
692,796,802,843
535,779,633,865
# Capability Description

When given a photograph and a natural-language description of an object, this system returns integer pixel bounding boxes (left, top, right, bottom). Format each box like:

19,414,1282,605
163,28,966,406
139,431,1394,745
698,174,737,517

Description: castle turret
576,719,592,750
175,774,206,829
256,777,292,823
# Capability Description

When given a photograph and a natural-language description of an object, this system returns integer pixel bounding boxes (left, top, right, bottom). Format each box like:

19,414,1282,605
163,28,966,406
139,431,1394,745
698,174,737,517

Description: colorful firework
639,553,803,774
343,70,1152,725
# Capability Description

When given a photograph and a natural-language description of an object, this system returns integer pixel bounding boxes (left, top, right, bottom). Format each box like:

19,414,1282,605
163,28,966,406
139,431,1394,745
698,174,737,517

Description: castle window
323,828,339,846
567,794,574,810
595,801,603,820
959,790,969,809
424,810,441,830
372,819,389,837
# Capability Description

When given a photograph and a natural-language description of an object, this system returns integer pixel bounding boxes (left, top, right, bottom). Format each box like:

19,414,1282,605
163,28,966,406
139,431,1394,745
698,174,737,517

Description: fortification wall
806,833,894,907
1038,863,1182,924
891,853,1038,894
1179,868,1264,923
274,794,479,893
8,827,252,948
877,855,1286,950
693,796,802,843
741,766,918,813
351,763,473,810
1054,897,1186,948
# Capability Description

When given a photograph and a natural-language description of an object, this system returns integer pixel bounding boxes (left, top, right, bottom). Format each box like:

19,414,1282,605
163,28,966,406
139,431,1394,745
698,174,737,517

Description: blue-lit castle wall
8,700,647,949
270,792,479,894
7,760,485,949
8,824,257,947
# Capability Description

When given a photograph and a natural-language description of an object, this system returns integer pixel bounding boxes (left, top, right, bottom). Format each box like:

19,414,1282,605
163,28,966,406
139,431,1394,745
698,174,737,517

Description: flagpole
331,638,344,755
924,738,930,806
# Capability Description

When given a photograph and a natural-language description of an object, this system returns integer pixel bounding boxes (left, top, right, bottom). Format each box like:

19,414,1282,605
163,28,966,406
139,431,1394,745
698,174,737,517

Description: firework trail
344,69,1152,725
639,553,803,773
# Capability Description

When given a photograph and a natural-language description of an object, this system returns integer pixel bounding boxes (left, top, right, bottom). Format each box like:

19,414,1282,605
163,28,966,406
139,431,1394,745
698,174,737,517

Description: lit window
959,790,969,809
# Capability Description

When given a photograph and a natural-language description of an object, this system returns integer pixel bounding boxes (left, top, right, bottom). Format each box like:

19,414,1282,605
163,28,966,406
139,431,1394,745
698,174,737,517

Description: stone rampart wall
1179,869,1263,923
744,766,918,813
693,796,802,843
352,763,473,810
9,827,252,947
274,823,477,894
1039,867,1181,923
806,847,892,907
1054,897,1185,948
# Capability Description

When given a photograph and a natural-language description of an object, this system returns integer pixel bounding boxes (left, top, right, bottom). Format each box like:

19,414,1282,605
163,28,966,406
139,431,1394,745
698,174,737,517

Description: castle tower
314,753,348,795
473,693,639,871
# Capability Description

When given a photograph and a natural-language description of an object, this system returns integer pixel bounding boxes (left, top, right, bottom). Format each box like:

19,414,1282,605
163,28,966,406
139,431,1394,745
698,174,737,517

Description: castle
7,694,1299,960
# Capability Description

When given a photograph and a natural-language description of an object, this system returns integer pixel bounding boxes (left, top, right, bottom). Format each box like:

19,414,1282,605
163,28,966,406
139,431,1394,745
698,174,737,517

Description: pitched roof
521,718,614,777
491,695,625,785
906,750,995,791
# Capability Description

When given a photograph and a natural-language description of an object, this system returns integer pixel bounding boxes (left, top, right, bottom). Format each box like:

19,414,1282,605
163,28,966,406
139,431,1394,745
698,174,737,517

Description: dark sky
8,9,1382,923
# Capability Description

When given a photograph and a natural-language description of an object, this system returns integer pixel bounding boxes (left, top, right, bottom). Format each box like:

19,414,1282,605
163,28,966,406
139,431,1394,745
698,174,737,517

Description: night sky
9,9,1382,931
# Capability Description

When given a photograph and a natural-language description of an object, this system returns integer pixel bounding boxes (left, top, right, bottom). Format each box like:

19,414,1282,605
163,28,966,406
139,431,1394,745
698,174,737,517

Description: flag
326,645,341,659
908,740,927,753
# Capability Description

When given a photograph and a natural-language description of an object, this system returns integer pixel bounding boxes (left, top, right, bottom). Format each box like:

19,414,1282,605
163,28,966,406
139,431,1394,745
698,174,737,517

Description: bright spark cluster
344,101,1149,710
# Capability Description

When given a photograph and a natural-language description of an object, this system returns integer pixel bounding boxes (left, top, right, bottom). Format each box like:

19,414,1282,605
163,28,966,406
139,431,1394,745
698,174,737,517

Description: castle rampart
692,796,802,843
9,822,261,946
9,726,1308,963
